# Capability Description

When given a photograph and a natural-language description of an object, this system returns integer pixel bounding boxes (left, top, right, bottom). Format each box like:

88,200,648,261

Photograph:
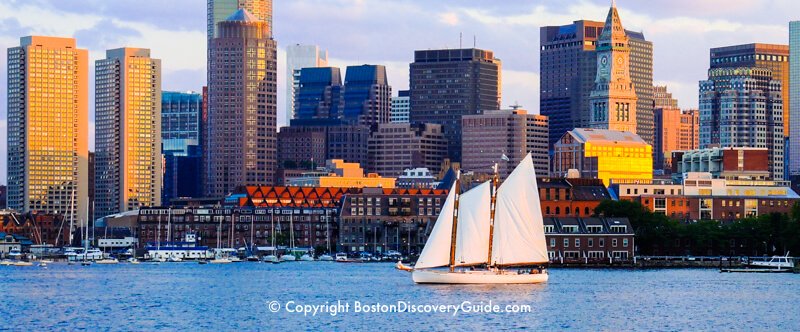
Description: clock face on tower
616,56,624,66
600,55,608,67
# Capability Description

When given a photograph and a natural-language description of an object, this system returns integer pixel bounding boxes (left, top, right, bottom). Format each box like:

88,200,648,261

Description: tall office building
409,48,501,161
207,0,272,40
653,108,699,171
390,90,410,123
206,9,277,196
462,109,550,179
367,123,447,178
286,44,328,125
540,3,653,147
95,48,162,219
293,67,343,121
699,67,784,180
653,85,679,109
789,22,800,176
162,91,203,203
342,64,391,126
7,36,89,223
588,4,638,134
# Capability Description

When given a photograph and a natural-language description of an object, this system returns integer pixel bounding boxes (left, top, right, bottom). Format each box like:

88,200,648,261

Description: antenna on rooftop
473,35,477,48
459,32,463,48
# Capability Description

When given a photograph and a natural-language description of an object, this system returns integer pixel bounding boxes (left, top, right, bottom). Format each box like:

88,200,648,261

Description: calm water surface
1,262,798,331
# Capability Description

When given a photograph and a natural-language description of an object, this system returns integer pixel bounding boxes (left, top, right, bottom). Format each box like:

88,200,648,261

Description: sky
0,0,797,184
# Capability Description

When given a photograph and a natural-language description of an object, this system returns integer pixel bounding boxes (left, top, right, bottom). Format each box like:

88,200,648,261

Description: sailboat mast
487,163,499,266
271,208,276,255
448,171,461,272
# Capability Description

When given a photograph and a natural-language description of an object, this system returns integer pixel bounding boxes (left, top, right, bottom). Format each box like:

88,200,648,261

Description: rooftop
568,128,649,146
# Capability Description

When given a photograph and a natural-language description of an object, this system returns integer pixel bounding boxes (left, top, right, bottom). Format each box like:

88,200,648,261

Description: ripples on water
1,263,798,331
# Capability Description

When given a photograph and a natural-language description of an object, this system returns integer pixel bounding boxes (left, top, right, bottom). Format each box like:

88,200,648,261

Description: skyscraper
206,8,277,196
342,64,391,126
654,108,698,171
540,4,653,148
162,91,204,203
286,44,328,125
95,48,162,219
461,109,550,179
390,90,410,123
789,22,800,176
588,4,638,134
699,67,784,180
7,36,89,223
207,0,272,40
409,48,501,161
293,67,343,121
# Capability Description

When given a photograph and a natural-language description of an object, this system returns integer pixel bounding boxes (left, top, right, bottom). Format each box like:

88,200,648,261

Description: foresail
414,181,457,269
491,154,549,265
454,181,491,266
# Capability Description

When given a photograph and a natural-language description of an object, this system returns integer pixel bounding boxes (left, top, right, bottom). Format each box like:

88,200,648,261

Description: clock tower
589,2,638,133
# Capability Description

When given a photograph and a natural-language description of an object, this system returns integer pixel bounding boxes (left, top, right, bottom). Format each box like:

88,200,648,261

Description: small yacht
319,254,334,261
209,257,232,264
13,261,34,267
300,254,314,261
95,258,120,265
262,255,279,263
280,254,296,262
747,253,794,269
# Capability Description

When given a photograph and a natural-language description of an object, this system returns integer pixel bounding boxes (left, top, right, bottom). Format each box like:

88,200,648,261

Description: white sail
414,181,457,269
454,181,491,266
491,153,549,265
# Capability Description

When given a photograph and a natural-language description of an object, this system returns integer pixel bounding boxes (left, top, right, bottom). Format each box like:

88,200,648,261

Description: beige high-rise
95,48,162,219
7,36,89,224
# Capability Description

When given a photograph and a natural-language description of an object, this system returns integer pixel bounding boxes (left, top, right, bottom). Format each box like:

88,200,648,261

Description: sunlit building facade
554,128,652,186
6,36,89,224
206,9,278,196
790,22,800,176
207,0,272,40
94,48,162,220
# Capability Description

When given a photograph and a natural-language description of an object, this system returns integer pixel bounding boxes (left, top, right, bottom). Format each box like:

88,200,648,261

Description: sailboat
404,154,549,284
319,211,334,261
280,210,297,262
262,209,279,263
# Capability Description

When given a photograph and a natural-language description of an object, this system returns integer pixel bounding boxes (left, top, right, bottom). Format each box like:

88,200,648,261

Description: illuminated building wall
554,128,652,186
207,0,272,40
95,48,162,220
6,36,89,224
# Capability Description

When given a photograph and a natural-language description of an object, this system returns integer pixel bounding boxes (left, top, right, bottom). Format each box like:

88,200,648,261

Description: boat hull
412,269,548,284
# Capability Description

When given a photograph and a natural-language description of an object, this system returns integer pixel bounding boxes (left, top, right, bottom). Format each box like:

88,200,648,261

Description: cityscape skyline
0,0,798,183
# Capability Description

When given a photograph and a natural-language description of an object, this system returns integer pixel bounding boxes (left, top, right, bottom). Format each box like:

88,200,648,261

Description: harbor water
1,263,798,330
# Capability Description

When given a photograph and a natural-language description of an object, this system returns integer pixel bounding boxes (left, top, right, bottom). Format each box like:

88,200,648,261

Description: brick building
544,217,635,262
538,177,612,218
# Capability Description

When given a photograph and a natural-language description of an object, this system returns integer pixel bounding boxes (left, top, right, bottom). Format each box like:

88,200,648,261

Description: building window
612,239,618,247
588,238,594,247
550,238,555,247
575,239,580,247
623,238,629,247
563,238,569,248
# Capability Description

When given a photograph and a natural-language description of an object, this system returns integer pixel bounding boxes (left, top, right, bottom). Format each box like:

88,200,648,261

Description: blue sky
0,0,797,183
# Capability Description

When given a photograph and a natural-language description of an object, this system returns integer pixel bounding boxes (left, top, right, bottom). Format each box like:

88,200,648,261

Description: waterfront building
206,8,278,196
543,217,634,262
553,128,652,186
699,66,784,180
339,187,447,254
286,160,395,189
461,108,550,178
285,44,328,125
588,4,638,135
341,64,391,126
390,90,410,123
790,22,800,176
367,123,447,178
95,48,162,220
653,108,698,171
538,177,612,218
162,91,204,202
540,4,653,148
396,168,439,188
409,48,501,161
7,36,89,223
0,211,71,248
613,172,799,221
207,0,272,40
293,67,343,121
673,147,770,181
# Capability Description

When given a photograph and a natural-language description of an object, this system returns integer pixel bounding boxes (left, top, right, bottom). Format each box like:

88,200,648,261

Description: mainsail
454,181,491,266
491,153,549,266
414,181,457,269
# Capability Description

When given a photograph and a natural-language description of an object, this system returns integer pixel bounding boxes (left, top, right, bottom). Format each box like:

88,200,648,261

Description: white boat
209,257,232,264
0,260,14,266
408,154,549,284
128,258,141,265
13,261,34,267
168,255,183,263
300,254,314,261
262,255,279,263
280,254,296,262
747,253,794,269
66,248,104,262
96,258,119,265
335,253,349,262
319,254,334,261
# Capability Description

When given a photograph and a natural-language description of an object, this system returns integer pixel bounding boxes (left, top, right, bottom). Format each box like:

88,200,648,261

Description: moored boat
319,254,334,261
407,154,549,284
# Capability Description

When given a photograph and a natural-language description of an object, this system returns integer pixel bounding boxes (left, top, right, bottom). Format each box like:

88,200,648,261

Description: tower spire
612,0,616,8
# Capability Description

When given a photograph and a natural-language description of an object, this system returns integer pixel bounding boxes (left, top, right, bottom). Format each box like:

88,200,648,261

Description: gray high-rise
409,48,501,162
